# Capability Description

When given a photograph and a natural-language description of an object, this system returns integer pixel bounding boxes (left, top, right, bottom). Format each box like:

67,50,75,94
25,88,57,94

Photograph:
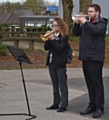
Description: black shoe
46,105,59,110
57,107,66,112
93,109,104,118
80,107,96,115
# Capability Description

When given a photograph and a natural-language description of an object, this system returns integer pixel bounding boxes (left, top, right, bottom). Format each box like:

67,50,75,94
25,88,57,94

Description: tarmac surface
0,67,109,120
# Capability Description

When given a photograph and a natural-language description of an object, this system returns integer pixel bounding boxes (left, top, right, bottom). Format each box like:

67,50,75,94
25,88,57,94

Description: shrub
0,42,7,56
41,24,52,32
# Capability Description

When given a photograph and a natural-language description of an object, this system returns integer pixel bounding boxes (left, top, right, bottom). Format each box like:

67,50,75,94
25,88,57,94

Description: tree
62,0,74,35
25,0,45,15
62,0,92,34
79,0,92,14
0,2,23,13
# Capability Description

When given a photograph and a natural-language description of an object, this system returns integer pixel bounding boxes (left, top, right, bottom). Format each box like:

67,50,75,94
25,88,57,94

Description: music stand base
0,113,36,120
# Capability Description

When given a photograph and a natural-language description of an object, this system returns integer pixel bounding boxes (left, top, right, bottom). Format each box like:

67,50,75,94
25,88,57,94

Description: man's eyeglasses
88,11,96,13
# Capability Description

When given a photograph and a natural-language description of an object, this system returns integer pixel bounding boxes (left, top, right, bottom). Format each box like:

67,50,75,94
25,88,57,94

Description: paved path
0,68,109,120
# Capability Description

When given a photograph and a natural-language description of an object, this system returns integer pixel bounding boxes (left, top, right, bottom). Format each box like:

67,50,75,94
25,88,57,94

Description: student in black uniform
44,17,69,112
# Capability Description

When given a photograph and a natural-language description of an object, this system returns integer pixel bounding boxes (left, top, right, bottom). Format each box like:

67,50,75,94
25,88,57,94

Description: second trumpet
72,12,90,22
40,29,55,41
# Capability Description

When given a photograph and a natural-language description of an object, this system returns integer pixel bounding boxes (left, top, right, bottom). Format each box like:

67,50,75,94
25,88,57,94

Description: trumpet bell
40,29,55,41
72,16,76,21
72,12,76,20
40,34,48,41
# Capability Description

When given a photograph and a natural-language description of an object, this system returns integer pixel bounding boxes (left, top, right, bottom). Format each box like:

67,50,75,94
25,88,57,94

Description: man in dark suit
73,4,107,118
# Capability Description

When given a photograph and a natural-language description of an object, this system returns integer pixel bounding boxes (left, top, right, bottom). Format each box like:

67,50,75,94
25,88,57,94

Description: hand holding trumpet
77,16,87,24
45,30,55,40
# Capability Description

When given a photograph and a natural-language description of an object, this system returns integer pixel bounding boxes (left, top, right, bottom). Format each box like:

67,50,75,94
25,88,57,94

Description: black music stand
0,46,36,120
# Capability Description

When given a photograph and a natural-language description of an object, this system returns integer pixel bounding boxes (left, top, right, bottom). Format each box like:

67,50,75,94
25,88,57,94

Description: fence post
29,40,34,50
14,40,19,48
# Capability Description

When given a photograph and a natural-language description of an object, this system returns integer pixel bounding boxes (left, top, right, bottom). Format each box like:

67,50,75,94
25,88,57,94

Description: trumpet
72,12,90,22
40,29,55,41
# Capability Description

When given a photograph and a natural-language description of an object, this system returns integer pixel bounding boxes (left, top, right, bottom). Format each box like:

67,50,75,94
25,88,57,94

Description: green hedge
0,42,7,56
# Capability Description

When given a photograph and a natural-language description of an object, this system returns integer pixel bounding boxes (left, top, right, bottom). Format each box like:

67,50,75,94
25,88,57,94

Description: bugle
72,12,90,22
40,29,55,41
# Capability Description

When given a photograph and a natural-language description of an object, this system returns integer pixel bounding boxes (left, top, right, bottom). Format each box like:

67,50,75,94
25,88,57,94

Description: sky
0,0,24,3
0,0,58,3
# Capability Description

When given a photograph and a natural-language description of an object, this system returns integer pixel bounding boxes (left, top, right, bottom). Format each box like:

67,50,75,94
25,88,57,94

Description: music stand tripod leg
19,61,31,116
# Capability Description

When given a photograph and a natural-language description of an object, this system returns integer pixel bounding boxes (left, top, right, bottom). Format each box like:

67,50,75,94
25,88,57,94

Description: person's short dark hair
89,4,101,15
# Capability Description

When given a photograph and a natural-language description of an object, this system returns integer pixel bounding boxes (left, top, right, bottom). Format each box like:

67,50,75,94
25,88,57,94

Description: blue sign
46,6,58,12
